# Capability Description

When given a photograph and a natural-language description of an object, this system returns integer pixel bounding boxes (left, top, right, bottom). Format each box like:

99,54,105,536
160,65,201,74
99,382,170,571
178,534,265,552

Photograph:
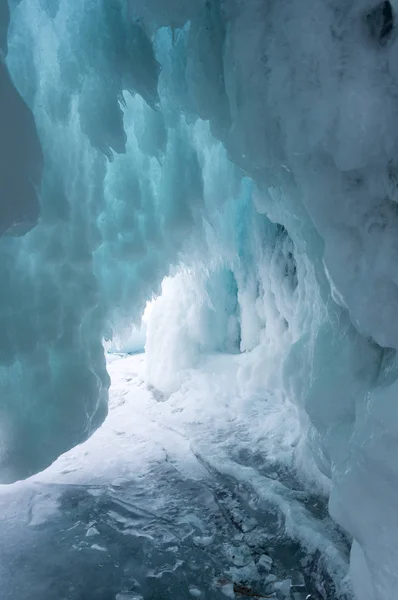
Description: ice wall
1,0,239,481
142,3,398,597
0,0,42,235
2,0,398,597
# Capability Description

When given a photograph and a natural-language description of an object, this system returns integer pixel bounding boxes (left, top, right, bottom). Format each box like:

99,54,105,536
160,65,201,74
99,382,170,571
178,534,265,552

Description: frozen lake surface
0,354,351,600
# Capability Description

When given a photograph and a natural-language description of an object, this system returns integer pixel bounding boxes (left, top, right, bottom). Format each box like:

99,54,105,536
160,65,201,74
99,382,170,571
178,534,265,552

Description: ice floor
0,354,352,600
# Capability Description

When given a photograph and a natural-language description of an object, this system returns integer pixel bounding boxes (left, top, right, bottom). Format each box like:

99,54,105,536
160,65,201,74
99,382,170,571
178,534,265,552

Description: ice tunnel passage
2,0,398,598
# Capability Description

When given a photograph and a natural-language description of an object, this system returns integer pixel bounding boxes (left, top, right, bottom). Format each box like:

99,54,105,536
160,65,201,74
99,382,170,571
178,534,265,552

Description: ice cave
1,0,398,598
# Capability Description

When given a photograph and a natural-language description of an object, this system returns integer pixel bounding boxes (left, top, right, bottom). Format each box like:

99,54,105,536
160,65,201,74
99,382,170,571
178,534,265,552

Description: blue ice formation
2,1,398,597
0,0,42,235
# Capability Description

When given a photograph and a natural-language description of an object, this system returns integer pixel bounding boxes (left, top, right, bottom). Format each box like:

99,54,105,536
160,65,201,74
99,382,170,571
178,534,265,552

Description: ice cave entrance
104,298,154,356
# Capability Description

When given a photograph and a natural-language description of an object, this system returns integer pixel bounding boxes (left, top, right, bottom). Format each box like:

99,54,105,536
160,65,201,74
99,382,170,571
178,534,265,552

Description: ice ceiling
1,0,398,598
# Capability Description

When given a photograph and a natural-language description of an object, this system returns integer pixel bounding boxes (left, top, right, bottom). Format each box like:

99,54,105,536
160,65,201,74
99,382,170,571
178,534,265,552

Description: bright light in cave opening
104,297,156,355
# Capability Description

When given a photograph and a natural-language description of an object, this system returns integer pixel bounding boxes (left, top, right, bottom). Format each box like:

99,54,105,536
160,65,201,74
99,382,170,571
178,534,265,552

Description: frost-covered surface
1,0,398,597
0,354,350,600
